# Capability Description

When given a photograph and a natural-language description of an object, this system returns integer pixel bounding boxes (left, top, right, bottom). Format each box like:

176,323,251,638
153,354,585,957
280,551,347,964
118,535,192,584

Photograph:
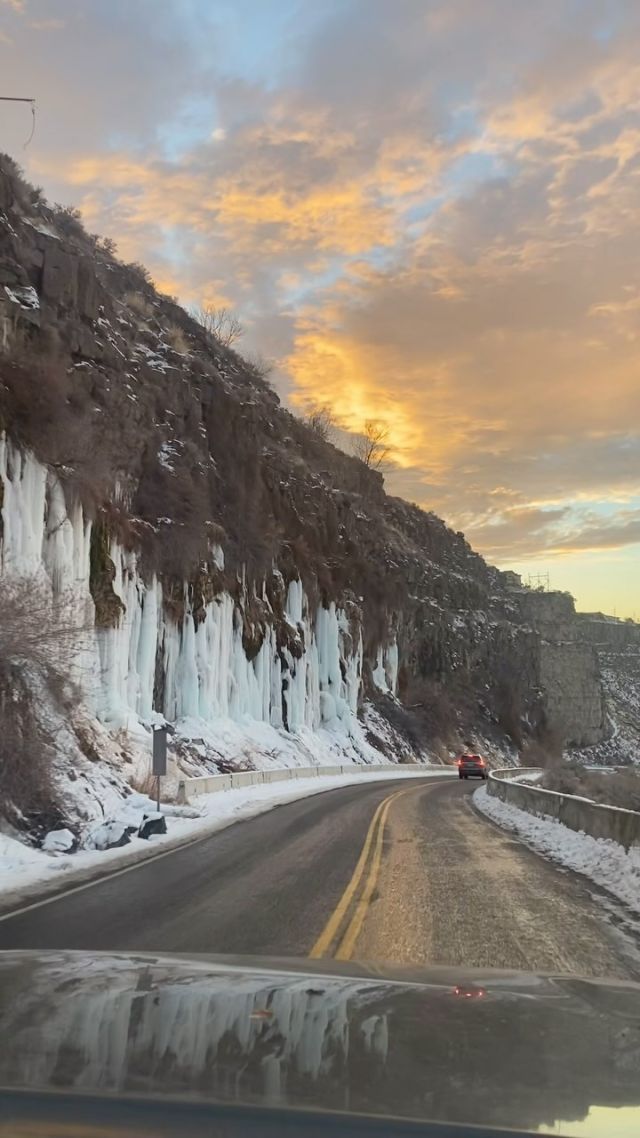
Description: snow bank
474,785,640,915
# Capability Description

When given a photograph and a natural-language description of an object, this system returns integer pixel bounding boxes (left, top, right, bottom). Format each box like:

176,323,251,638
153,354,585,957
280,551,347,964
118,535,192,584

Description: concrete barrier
488,767,640,851
177,761,450,805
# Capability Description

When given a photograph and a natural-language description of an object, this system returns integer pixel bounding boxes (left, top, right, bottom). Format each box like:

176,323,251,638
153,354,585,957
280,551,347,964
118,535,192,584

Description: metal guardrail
177,763,454,804
487,767,640,851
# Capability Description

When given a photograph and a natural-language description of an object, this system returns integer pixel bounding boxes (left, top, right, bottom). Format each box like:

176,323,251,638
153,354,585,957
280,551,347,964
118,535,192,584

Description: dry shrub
0,670,62,834
540,763,640,810
52,203,87,244
304,406,335,442
0,579,88,832
125,262,153,288
520,729,563,768
0,153,42,212
190,305,243,347
243,352,273,381
165,323,189,355
124,291,154,320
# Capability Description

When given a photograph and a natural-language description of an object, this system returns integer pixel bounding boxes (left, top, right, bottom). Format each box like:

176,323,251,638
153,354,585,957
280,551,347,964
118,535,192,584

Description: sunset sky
1,0,638,617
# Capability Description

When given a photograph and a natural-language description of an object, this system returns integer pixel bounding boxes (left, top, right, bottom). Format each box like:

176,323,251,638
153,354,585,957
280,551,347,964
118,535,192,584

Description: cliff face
0,155,611,830
571,614,640,764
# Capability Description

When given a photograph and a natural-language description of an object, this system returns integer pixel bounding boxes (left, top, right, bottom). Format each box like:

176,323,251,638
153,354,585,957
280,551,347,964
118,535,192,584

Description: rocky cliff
572,614,640,765
0,154,611,835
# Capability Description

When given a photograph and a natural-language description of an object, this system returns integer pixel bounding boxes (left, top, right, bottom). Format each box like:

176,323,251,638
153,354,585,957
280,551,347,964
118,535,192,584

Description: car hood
1,951,639,1136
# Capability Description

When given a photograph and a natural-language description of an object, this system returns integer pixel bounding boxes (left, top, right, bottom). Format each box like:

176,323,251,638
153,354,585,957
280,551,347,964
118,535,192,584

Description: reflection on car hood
1,951,640,1136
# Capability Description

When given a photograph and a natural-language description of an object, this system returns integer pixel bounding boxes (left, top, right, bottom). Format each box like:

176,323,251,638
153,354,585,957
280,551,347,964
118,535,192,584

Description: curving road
1,777,639,979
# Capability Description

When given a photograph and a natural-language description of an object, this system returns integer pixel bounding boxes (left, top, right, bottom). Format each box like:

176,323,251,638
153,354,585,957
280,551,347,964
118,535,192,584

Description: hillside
0,153,612,846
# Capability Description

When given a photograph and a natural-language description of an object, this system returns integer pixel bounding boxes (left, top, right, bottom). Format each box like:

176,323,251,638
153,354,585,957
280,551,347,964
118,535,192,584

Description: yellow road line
308,791,391,958
308,787,407,959
335,791,398,960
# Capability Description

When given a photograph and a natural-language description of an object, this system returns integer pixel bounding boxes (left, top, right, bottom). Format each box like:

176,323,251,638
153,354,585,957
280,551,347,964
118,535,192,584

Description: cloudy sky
1,0,639,616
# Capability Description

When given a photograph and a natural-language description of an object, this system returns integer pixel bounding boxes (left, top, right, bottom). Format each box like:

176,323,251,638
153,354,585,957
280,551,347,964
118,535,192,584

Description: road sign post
152,727,168,813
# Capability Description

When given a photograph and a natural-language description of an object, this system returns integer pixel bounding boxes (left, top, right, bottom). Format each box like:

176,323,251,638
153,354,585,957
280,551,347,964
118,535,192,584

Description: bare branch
190,304,244,347
305,405,336,442
353,419,391,470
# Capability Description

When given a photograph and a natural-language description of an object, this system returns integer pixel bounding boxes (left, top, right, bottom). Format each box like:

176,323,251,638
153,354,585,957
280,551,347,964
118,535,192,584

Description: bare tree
0,578,92,827
0,578,91,692
190,304,244,347
305,405,336,442
353,419,391,470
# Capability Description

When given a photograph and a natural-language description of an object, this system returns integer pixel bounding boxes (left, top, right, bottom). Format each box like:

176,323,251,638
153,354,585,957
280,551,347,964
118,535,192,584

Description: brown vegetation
0,579,86,834
540,762,640,811
305,405,336,442
190,305,243,347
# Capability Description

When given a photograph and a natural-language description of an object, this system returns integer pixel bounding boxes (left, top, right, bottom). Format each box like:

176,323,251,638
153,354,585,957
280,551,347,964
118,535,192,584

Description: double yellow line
309,787,408,961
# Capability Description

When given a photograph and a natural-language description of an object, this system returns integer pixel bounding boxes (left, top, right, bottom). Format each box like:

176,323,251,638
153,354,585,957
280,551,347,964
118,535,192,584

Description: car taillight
453,986,486,999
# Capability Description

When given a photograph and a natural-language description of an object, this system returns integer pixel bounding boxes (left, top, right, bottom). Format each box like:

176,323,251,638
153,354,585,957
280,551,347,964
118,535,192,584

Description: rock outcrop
0,153,611,822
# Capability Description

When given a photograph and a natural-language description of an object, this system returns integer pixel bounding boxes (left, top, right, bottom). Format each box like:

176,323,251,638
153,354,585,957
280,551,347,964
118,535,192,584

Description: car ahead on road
457,753,488,779
1,950,639,1138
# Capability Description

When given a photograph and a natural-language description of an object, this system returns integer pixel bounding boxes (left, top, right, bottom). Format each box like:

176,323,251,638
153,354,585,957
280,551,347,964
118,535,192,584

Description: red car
457,753,488,779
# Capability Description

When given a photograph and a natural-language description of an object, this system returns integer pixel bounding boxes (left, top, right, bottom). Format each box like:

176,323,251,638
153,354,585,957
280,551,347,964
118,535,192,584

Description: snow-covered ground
0,767,454,912
474,785,640,915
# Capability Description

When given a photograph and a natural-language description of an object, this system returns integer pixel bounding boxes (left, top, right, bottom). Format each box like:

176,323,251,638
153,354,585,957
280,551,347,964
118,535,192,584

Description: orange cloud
19,2,640,615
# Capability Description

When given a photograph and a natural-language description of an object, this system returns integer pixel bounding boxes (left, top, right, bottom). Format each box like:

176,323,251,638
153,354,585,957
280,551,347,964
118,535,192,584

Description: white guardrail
177,763,453,804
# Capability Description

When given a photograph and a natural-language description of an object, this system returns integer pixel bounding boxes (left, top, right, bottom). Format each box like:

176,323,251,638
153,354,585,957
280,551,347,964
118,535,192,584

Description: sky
1,0,638,617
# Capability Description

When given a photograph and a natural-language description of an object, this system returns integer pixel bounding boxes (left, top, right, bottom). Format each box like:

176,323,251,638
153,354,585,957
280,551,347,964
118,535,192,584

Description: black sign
152,727,168,776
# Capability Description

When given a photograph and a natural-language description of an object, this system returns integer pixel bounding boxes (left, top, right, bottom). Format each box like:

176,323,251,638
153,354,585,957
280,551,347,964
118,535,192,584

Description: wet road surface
1,776,639,979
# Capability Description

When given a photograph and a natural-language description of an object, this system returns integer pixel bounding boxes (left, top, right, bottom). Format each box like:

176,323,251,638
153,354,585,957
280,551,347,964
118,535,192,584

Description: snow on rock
4,284,39,310
138,814,167,840
0,436,427,851
85,821,135,851
41,829,76,854
474,785,640,915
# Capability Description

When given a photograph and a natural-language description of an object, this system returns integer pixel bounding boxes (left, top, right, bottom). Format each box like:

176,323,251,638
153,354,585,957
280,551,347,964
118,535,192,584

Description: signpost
152,727,168,813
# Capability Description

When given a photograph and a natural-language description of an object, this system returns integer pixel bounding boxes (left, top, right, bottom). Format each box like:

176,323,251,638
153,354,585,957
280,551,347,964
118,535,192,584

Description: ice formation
0,439,398,754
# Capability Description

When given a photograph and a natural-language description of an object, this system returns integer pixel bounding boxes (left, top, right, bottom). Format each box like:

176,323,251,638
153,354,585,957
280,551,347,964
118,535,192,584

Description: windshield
0,3,639,1137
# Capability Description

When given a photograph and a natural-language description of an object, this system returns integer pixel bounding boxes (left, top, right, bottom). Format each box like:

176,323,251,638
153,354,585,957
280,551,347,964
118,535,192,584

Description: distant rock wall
576,614,640,650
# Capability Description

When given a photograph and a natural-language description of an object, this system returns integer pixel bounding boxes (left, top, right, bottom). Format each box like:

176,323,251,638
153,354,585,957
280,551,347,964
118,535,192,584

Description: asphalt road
1,777,639,978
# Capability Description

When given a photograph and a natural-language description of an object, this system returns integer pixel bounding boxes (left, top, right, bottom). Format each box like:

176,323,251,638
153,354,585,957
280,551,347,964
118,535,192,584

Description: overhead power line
0,96,36,147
